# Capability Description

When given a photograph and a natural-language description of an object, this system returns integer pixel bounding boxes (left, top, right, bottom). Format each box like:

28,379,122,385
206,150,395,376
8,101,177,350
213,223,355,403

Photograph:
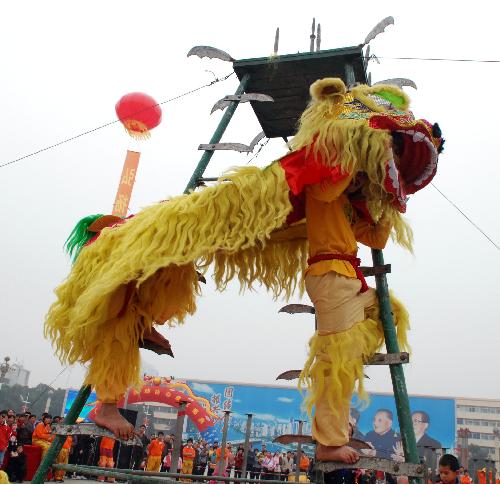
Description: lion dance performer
45,78,443,459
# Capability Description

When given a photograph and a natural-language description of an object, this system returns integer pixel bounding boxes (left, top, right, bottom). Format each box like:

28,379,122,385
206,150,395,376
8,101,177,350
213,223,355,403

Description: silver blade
52,423,143,446
278,304,315,314
211,93,274,114
187,46,234,62
363,16,394,45
373,78,417,89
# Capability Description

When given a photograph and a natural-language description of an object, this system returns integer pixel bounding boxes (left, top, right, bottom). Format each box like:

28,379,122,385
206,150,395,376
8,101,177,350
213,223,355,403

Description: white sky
1,0,499,401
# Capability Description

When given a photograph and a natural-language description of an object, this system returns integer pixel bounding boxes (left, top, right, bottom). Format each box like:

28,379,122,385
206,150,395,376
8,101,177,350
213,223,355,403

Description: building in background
4,363,30,387
456,398,500,463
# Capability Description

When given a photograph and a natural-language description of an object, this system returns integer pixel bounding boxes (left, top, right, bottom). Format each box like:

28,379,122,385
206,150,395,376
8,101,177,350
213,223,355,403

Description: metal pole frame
294,420,304,483
184,73,251,194
33,72,251,483
170,401,187,474
371,249,420,474
241,414,253,478
218,411,232,476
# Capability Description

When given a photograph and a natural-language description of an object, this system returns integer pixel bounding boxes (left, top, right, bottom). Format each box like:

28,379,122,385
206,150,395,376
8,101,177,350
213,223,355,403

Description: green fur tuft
376,90,406,109
64,214,103,262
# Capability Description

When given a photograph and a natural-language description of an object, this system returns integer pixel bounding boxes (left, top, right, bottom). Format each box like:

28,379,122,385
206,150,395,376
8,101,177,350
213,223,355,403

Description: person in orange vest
182,438,196,481
460,469,472,484
32,415,54,461
299,453,310,473
477,468,487,484
98,437,116,483
146,433,165,472
54,436,73,482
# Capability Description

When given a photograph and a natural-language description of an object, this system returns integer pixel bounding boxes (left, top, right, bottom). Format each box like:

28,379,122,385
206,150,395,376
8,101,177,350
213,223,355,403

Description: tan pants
305,272,376,334
305,272,378,447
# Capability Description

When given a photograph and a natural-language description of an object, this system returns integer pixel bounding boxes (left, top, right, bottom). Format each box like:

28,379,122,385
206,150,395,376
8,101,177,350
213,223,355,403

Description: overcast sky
1,1,499,402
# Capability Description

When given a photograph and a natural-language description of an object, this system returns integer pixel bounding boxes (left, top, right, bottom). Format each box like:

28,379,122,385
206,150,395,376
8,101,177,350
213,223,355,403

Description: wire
246,138,270,164
0,72,234,170
28,366,69,409
365,56,500,64
431,183,500,251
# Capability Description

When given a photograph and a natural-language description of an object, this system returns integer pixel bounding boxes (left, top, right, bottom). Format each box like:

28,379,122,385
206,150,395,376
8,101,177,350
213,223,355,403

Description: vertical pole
184,74,251,194
294,421,304,483
171,402,187,474
241,414,253,479
32,385,92,484
371,249,420,473
344,62,356,86
218,411,231,476
309,19,316,52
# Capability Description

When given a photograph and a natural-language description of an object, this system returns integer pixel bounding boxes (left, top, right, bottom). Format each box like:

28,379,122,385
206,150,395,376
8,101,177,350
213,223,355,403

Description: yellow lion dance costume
46,78,443,453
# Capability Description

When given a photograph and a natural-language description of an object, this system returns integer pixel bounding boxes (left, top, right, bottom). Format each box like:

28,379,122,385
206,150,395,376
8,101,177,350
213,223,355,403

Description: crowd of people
0,409,314,483
1,408,499,484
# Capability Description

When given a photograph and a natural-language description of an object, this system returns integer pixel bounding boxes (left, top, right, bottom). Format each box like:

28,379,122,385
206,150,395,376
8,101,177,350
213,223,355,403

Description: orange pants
98,450,115,483
146,455,162,472
54,448,70,481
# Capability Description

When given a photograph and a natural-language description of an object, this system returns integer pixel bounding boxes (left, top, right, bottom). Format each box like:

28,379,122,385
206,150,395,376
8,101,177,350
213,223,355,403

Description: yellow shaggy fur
45,163,295,401
299,293,410,418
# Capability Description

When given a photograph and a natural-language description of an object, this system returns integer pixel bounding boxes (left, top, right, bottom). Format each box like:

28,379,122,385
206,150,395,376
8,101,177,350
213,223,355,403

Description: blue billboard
63,388,98,421
184,380,455,460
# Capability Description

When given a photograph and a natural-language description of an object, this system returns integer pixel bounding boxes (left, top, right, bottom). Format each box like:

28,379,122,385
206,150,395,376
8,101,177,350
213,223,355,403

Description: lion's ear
310,78,346,102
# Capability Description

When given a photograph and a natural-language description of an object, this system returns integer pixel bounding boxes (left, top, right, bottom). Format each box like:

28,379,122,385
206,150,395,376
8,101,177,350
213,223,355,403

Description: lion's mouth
393,127,439,193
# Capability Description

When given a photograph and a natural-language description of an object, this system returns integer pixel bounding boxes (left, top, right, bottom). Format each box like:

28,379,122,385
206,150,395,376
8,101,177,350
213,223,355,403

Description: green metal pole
32,384,92,484
371,249,419,467
184,73,251,193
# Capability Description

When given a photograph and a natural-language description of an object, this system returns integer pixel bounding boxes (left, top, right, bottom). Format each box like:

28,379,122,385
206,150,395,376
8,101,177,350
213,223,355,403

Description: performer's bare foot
141,327,174,357
94,402,134,440
316,443,360,464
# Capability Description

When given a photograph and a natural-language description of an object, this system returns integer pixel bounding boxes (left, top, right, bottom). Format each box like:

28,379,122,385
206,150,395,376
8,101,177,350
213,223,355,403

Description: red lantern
115,92,162,139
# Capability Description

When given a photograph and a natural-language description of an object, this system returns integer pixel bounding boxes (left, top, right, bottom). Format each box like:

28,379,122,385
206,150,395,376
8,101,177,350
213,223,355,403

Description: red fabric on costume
307,253,369,293
279,147,349,196
280,147,350,226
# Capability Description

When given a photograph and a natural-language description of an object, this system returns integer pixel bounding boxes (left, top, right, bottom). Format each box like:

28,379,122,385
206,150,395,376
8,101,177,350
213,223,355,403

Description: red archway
117,384,216,432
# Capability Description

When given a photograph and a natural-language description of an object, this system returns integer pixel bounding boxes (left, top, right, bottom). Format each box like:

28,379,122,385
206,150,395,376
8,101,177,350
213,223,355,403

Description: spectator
0,412,10,470
146,432,165,472
299,453,310,473
32,414,54,462
195,442,208,476
6,444,26,483
234,448,244,479
54,436,72,482
181,438,196,479
461,470,472,484
14,416,30,446
281,451,294,481
131,425,149,470
262,451,275,480
163,449,182,474
25,416,36,436
437,454,460,484
245,446,256,479
98,437,116,484
208,443,218,477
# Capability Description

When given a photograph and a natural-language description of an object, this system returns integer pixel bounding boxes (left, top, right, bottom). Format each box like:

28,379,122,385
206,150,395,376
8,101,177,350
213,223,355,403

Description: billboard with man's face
183,379,455,461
